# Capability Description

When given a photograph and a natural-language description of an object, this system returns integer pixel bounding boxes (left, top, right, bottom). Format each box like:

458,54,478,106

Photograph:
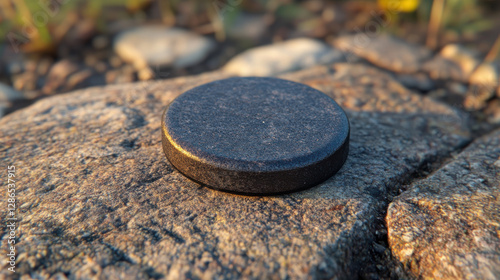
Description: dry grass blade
426,0,445,50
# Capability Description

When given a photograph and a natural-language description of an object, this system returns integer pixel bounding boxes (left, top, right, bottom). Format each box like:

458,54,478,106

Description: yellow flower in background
378,0,420,12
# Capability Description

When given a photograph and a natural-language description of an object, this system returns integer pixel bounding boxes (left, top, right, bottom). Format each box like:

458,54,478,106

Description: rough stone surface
334,34,431,73
387,129,500,280
223,38,343,76
0,64,470,279
114,26,216,69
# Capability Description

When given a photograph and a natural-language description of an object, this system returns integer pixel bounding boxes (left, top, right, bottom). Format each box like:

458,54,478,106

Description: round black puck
161,77,349,195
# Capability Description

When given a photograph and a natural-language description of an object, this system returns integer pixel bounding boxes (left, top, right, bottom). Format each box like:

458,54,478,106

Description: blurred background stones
113,26,216,70
0,0,499,122
223,38,343,76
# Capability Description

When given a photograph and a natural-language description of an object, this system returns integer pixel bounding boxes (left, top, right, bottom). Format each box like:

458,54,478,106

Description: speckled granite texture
0,63,486,279
387,128,500,280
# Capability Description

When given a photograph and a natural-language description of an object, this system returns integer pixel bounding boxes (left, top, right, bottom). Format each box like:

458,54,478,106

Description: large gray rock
387,129,500,279
114,26,216,69
0,64,470,279
334,34,431,73
223,38,343,76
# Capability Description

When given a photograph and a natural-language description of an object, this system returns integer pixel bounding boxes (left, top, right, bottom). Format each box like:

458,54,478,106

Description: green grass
0,0,150,52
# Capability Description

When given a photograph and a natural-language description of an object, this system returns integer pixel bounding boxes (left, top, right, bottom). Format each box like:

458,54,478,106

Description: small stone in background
7,61,24,75
334,34,431,73
121,64,135,75
43,59,80,94
446,82,468,96
21,90,40,100
441,44,480,77
12,71,38,91
223,38,343,76
105,70,119,84
395,73,435,92
466,62,499,113
24,59,37,73
469,62,499,89
107,65,135,84
0,83,28,119
0,82,25,102
427,88,465,108
424,44,481,82
94,61,108,73
109,56,123,68
484,99,500,124
322,5,346,23
2,46,25,73
84,54,100,67
303,0,324,12
114,26,216,69
422,56,465,81
138,67,154,81
464,84,496,110
426,88,447,99
65,69,94,90
92,35,109,50
37,58,53,76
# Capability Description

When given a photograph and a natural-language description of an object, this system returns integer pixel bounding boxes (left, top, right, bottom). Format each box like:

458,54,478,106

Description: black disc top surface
162,77,349,195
